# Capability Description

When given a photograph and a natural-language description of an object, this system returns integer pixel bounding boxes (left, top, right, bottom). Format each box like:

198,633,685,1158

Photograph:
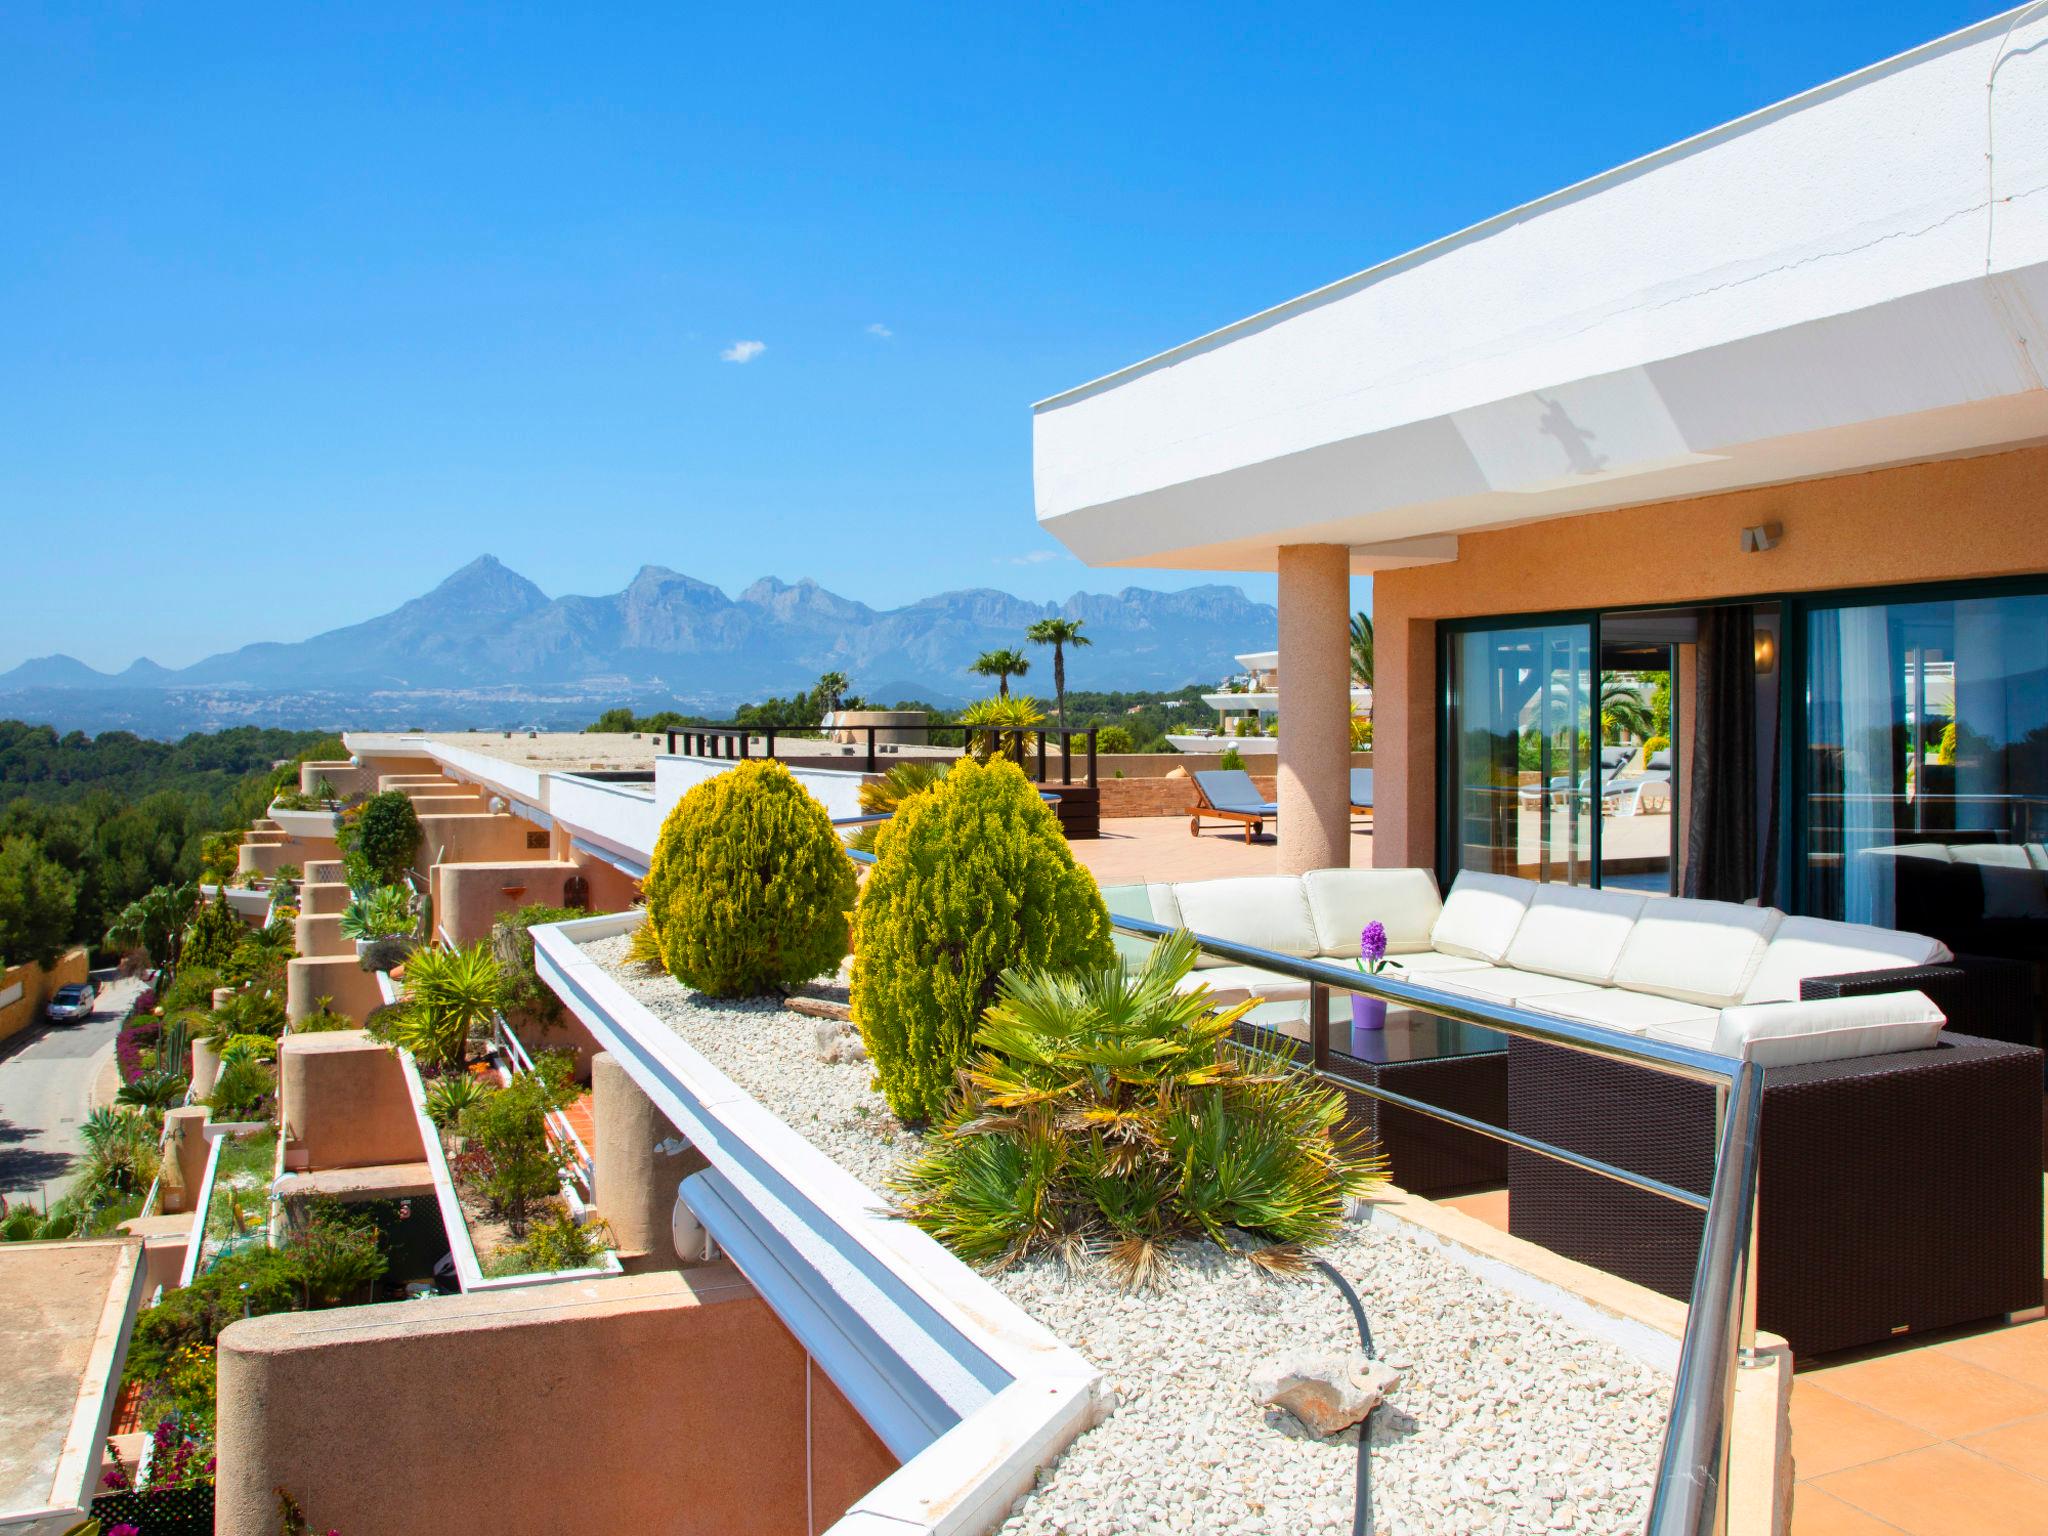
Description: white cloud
997,549,1063,566
720,339,766,364
865,322,893,339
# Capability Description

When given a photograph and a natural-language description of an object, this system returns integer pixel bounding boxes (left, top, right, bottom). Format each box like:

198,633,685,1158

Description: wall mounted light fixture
1739,522,1783,553
1753,630,1778,675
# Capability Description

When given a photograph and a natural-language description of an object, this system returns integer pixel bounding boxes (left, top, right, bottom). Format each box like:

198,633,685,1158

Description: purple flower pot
1350,994,1387,1032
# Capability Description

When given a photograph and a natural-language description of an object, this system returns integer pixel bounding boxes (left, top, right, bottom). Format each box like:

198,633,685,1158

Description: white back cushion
1431,873,1537,962
1504,884,1647,983
1172,876,1320,958
1741,917,1953,1003
1611,899,1783,1006
1713,991,1945,1066
1302,868,1443,957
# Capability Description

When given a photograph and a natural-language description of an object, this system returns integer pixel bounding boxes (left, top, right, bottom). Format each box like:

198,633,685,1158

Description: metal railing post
1086,727,1098,787
1061,729,1073,786
1646,1058,1765,1536
866,726,878,775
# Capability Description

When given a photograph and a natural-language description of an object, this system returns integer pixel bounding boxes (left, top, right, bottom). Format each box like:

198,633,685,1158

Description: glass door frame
1436,607,1606,891
1437,572,2048,911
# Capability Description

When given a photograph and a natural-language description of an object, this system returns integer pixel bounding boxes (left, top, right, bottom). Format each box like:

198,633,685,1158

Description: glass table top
1238,990,1507,1066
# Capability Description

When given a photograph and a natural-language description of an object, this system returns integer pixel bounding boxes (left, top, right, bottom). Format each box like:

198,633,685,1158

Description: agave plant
338,884,414,942
117,1069,187,1113
425,1072,491,1129
892,930,1385,1288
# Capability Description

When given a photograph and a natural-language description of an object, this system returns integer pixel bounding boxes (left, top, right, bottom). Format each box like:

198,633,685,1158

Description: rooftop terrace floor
1070,814,1374,884
1450,1127,2048,1536
0,1238,136,1519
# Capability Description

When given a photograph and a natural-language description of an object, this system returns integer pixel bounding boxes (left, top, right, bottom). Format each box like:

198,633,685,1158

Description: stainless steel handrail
1102,909,1759,1536
490,1010,594,1191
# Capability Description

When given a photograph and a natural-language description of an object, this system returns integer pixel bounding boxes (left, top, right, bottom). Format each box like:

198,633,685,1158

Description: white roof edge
1031,3,2039,413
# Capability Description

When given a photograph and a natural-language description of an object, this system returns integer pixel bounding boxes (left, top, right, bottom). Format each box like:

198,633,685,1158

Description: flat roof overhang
1032,7,2048,572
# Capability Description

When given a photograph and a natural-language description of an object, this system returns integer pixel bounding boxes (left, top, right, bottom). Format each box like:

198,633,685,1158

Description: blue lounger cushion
1194,769,1278,816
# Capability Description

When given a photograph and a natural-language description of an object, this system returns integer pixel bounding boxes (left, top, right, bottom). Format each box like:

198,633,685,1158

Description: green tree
1025,618,1091,728
340,791,423,885
182,887,245,970
970,648,1031,699
1599,675,1656,744
393,941,506,1072
850,758,1112,1124
0,834,78,968
642,759,856,997
587,707,636,733
815,671,850,714
105,880,199,972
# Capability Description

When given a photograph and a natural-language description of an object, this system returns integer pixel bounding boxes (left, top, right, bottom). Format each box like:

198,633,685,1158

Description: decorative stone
813,1016,867,1064
1251,1351,1401,1436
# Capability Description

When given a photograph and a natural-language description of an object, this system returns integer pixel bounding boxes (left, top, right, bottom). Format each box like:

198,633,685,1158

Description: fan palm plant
892,931,1385,1287
1599,674,1656,744
815,671,850,715
1350,610,1374,691
398,942,507,1071
970,648,1031,698
118,1069,186,1113
338,884,414,941
1025,618,1091,727
957,696,1045,766
105,881,201,973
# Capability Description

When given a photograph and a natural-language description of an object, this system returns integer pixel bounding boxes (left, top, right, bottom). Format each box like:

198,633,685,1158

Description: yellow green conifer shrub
850,757,1113,1123
642,760,857,997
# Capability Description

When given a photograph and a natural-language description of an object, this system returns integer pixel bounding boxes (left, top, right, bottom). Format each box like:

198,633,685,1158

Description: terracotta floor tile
1790,1487,1908,1536
1790,1381,1937,1479
1816,1444,2048,1536
1806,1348,2048,1439
1938,1322,2048,1394
1441,1187,1509,1232
1960,1412,2048,1484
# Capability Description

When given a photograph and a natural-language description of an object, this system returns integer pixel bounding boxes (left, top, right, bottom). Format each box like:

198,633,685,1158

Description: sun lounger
1350,768,1373,819
1190,769,1278,842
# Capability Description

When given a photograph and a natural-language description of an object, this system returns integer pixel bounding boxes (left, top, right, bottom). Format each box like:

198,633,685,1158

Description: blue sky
0,1,2009,671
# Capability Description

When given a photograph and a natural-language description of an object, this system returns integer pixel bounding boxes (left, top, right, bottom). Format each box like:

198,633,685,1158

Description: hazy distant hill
0,555,1278,735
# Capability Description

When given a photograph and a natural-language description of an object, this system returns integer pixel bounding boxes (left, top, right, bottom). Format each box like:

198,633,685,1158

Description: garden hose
1312,1256,1377,1536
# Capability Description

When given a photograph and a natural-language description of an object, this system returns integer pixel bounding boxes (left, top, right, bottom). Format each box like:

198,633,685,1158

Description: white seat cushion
1175,964,1312,1006
1426,966,1600,1004
1740,917,1953,1004
1712,991,1946,1066
1171,876,1321,958
1382,950,1493,977
1643,1014,1722,1053
1532,989,1720,1035
1302,867,1443,957
1610,899,1783,1007
1503,884,1647,983
1430,872,1538,962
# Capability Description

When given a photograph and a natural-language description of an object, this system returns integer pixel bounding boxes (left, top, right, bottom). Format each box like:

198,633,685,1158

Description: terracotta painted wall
1371,443,2048,869
213,1270,898,1536
437,859,581,947
277,1031,422,1170
0,946,88,1044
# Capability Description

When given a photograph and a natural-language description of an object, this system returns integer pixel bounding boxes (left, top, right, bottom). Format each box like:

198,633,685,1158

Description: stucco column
1277,543,1353,874
592,1052,704,1265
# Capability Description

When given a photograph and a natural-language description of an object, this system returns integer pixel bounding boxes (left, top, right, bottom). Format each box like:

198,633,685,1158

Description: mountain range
0,556,1278,734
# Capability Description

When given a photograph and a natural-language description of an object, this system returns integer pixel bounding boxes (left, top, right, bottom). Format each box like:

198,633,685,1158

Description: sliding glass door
1802,588,2048,964
1445,621,1594,885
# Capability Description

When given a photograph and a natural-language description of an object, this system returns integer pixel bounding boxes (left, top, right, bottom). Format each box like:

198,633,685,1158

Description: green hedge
642,760,857,997
850,757,1112,1124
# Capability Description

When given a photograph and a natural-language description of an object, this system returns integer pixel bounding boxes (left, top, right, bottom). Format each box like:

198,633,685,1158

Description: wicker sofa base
1506,1032,2044,1358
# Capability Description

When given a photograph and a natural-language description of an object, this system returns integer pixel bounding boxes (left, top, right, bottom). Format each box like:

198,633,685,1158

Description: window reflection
1805,593,2048,963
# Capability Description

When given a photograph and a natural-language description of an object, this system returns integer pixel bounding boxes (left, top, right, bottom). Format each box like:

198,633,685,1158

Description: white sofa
1104,868,1954,1066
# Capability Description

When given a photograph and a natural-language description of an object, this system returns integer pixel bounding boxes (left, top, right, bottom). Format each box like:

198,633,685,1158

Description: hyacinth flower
1349,920,1396,1032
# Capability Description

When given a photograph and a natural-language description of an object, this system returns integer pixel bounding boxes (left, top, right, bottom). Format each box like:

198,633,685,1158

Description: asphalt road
0,976,140,1205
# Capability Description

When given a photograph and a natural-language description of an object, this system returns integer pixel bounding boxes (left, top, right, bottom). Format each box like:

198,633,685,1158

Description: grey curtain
1683,607,1759,902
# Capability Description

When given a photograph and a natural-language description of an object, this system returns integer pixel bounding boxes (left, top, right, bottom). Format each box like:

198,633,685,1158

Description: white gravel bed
585,934,1668,1534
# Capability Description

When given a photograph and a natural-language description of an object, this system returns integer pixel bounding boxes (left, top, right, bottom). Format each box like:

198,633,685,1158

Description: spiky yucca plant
848,760,948,853
396,941,507,1071
892,931,1385,1286
624,912,666,972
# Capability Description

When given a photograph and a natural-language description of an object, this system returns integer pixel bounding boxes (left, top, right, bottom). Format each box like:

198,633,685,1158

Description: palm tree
1025,617,1091,728
1599,675,1656,744
815,671,850,715
1350,611,1374,691
105,881,200,976
970,648,1031,699
398,941,506,1072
